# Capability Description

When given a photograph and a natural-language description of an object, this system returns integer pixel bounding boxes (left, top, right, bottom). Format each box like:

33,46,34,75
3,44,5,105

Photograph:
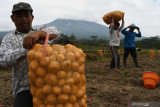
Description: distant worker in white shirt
109,14,124,70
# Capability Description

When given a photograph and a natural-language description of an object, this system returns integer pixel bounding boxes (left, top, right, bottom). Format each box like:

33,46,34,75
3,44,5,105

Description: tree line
56,34,160,49
0,34,160,49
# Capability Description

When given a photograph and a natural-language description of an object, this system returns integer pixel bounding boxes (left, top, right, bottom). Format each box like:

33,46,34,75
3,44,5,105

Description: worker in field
0,2,61,107
109,14,124,70
121,24,141,68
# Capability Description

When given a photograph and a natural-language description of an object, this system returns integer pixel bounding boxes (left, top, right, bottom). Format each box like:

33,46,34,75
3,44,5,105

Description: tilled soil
86,54,160,107
1,54,160,107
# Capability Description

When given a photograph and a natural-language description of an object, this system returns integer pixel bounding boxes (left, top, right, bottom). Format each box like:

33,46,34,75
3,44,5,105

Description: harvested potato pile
27,44,87,107
102,11,124,24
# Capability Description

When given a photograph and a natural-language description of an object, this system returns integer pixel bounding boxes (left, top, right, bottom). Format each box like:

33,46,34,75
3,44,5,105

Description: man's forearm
0,48,27,68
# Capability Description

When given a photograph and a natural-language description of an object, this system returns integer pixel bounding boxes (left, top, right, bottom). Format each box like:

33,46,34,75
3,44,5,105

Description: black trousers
13,90,33,107
123,47,137,59
110,46,120,69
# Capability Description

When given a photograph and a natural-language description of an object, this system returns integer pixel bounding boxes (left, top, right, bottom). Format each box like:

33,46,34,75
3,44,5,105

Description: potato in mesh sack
102,11,124,24
27,44,87,107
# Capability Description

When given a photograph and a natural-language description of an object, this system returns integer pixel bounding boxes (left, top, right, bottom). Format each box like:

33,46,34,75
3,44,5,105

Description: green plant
121,70,128,78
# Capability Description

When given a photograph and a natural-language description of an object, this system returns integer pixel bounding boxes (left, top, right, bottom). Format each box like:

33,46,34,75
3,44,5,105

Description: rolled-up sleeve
0,34,27,68
40,26,62,44
121,28,127,35
135,32,141,37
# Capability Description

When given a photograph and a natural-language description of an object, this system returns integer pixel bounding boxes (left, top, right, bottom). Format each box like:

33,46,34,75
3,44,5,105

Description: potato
103,11,124,24
27,44,87,107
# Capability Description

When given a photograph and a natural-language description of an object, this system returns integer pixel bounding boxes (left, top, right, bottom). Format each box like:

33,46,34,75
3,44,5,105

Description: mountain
43,19,148,40
0,19,147,40
43,19,109,39
0,31,10,40
0,19,110,40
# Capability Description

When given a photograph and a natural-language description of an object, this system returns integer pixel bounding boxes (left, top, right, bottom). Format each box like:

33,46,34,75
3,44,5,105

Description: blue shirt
121,28,141,47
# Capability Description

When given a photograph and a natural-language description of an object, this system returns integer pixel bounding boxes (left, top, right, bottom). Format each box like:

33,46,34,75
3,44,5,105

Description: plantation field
0,53,160,107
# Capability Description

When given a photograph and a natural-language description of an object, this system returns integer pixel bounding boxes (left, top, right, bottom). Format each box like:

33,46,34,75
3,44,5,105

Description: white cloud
0,0,160,37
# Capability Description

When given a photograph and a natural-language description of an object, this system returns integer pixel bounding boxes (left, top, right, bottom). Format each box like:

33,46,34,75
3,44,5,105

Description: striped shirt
0,27,61,96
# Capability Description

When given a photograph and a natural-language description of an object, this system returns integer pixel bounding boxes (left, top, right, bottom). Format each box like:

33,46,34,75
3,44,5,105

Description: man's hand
23,31,46,50
110,14,114,23
136,27,140,32
122,14,124,20
122,16,124,23
35,39,45,45
126,25,131,28
110,14,114,18
23,30,58,50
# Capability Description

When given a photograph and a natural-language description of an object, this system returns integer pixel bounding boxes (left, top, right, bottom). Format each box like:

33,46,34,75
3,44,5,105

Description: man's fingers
28,37,33,49
128,25,131,28
49,34,57,40
32,37,37,46
23,38,26,49
24,37,32,50
23,33,41,50
25,38,29,50
23,36,29,49
36,39,45,45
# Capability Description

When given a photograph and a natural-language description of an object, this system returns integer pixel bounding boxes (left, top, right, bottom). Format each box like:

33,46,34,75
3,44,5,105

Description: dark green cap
12,2,33,13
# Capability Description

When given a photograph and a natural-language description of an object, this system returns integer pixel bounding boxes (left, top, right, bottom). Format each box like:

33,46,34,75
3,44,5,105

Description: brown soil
1,54,160,107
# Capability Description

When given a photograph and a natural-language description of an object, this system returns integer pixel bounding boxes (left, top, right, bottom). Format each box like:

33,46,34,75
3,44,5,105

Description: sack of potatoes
102,11,124,24
27,44,87,107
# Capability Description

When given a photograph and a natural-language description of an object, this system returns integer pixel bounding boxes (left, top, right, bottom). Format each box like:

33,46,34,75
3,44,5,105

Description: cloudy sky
0,0,160,37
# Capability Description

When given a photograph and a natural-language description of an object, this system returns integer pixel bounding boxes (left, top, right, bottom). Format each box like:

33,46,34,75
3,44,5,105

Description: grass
121,70,129,78
83,47,160,67
97,55,107,61
77,45,109,51
85,60,94,64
